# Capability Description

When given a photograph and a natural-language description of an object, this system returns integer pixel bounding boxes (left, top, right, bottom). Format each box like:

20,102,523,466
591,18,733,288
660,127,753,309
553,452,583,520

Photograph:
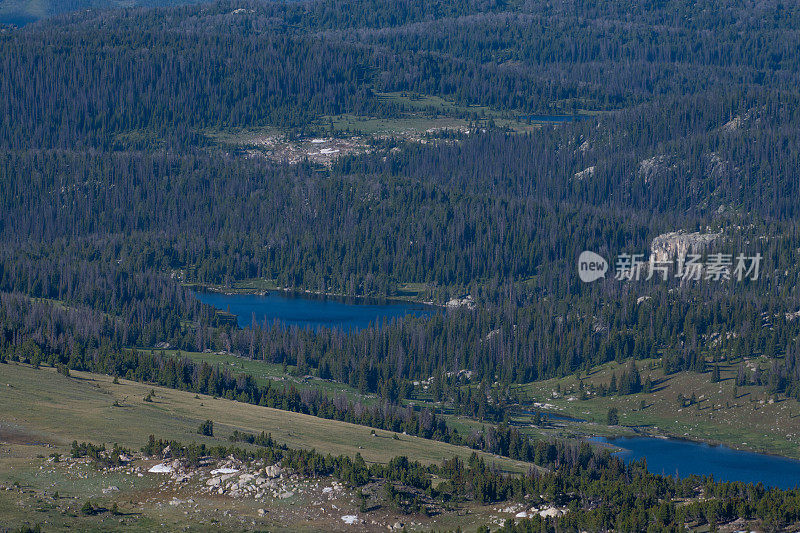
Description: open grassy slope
0,362,533,472
0,362,538,531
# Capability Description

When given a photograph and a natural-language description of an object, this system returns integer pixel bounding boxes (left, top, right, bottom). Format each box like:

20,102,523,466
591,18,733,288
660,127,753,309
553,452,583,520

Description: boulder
264,464,284,478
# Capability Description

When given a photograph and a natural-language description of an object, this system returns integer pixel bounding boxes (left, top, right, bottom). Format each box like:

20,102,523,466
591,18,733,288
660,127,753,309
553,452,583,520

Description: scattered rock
446,295,475,309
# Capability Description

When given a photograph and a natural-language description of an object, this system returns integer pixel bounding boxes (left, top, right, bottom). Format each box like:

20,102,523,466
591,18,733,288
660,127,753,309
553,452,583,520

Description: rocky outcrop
637,155,675,184
650,230,721,262
703,151,739,182
573,166,595,180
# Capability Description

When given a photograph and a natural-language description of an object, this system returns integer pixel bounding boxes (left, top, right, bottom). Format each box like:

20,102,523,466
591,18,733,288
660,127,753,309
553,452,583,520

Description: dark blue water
593,436,800,489
0,16,36,26
192,290,436,331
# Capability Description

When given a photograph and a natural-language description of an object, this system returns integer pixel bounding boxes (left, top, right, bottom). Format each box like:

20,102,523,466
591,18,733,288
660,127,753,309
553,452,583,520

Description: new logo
578,251,608,282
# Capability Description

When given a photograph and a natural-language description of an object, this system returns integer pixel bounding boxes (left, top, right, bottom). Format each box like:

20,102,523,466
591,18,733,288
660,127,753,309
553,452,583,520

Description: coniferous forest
3,0,800,531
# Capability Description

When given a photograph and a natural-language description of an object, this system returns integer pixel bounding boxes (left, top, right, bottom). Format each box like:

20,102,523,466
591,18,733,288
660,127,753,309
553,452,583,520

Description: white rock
538,506,567,518
264,464,284,478
148,463,174,474
210,467,239,475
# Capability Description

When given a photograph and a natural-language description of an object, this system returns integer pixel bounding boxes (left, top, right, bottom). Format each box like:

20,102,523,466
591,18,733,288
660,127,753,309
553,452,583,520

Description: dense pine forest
3,0,800,530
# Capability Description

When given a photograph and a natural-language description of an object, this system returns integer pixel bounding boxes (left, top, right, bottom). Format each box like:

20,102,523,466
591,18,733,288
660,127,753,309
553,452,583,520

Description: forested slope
2,0,800,390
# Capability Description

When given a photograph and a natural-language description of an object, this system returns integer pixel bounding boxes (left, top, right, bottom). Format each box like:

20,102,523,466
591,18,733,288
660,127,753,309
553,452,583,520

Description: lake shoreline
183,281,445,308
583,422,800,462
516,403,800,461
590,433,800,489
190,287,439,332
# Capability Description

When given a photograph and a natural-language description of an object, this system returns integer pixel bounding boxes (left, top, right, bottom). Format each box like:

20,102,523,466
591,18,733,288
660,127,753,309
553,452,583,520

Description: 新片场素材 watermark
577,251,761,283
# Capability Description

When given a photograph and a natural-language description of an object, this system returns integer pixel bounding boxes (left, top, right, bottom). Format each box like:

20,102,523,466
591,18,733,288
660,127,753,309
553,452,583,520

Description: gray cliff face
650,230,721,262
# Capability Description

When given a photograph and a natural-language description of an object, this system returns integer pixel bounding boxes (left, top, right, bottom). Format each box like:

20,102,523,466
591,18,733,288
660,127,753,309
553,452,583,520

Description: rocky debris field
1,447,450,531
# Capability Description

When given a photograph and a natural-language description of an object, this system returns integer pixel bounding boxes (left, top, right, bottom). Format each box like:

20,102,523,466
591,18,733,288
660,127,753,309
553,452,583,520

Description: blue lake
192,290,437,331
0,16,36,26
593,436,800,489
